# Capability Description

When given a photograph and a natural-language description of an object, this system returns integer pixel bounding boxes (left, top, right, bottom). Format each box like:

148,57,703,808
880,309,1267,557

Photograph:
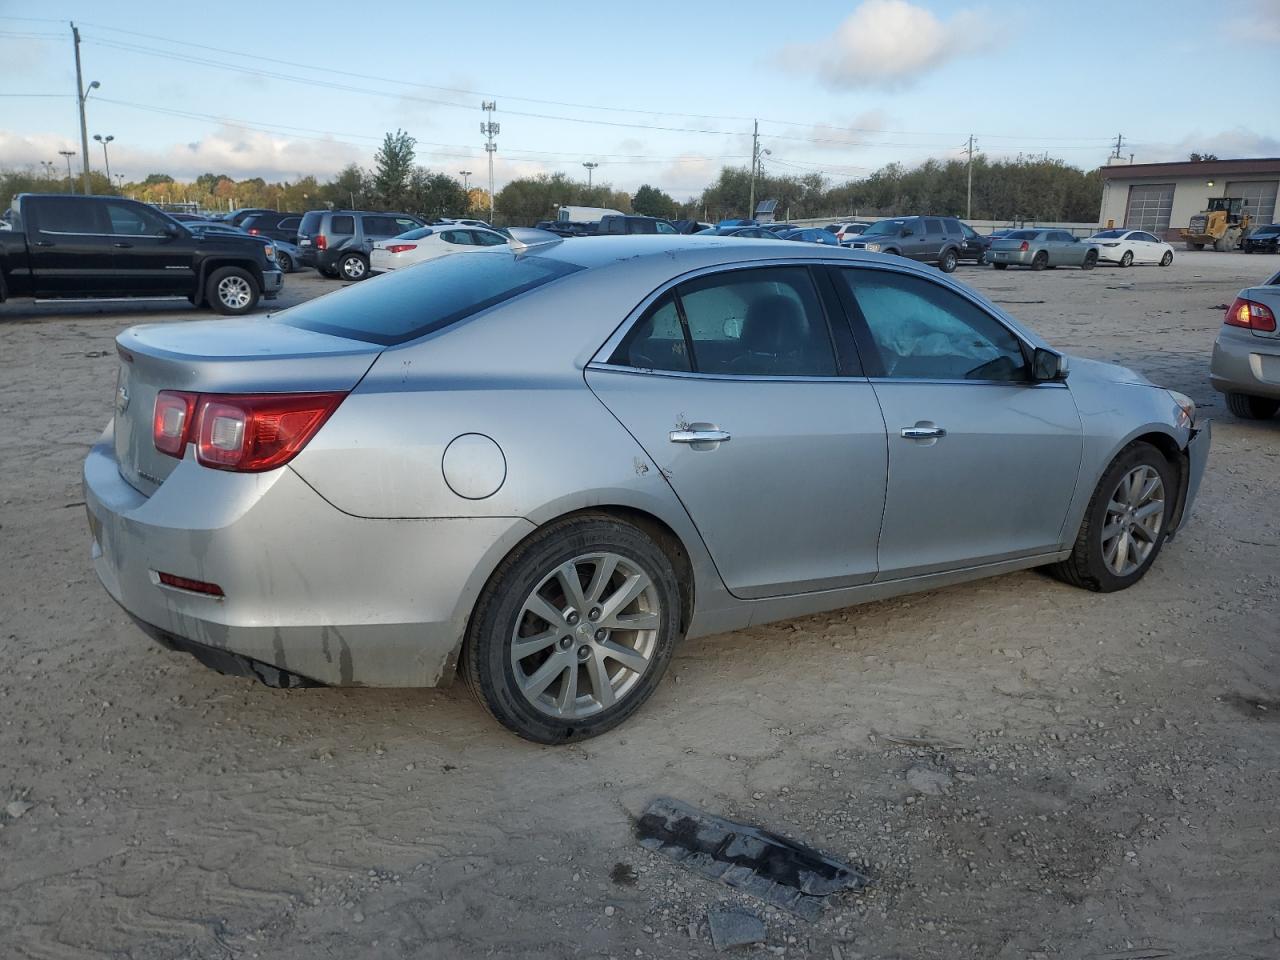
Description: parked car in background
297,210,425,280
986,229,1015,242
0,194,281,315
82,236,1208,743
370,225,508,273
217,207,275,228
956,220,991,264
240,212,303,245
695,225,774,238
433,217,493,229
596,215,679,235
778,227,840,245
536,220,596,238
673,219,714,235
826,222,871,243
989,230,1099,271
184,221,303,273
1085,229,1175,267
1210,267,1280,419
844,216,966,272
1243,224,1280,254
168,212,211,223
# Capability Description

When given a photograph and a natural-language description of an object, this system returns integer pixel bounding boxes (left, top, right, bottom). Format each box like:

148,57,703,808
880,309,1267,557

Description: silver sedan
84,237,1209,742
1209,267,1280,419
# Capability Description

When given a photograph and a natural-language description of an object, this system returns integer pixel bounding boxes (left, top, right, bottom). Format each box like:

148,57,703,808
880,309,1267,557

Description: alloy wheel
342,256,366,279
217,275,252,309
510,552,661,720
1100,465,1165,577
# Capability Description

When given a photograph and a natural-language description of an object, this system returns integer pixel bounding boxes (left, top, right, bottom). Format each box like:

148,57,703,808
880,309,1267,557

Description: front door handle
34,240,54,247
112,241,133,248
670,429,731,444
901,425,946,440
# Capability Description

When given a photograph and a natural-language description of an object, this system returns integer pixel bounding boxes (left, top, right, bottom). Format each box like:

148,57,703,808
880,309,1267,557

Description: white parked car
1086,229,1174,267
370,225,509,273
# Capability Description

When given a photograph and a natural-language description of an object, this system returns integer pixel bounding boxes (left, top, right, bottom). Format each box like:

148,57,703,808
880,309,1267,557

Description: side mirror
900,227,913,236
159,224,181,241
1032,347,1069,381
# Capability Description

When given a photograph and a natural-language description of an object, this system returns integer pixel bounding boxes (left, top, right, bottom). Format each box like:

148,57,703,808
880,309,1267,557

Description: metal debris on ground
707,907,766,951
635,796,870,920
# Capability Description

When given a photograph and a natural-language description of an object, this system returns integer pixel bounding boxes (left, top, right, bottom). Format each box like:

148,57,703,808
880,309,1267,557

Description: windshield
1254,225,1280,235
862,219,908,236
1091,229,1126,238
276,251,583,346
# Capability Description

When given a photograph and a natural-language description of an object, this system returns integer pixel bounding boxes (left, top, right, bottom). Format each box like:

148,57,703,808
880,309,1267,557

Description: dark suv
240,212,303,245
845,216,987,271
297,210,426,280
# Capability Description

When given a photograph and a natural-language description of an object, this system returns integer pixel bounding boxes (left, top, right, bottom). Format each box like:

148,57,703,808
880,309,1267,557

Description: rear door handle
112,242,133,248
670,429,731,444
900,425,946,440
34,240,54,247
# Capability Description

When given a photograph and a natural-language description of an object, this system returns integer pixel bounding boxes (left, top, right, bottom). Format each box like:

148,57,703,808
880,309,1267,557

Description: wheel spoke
522,650,570,698
1134,500,1163,521
511,628,561,659
554,662,579,714
600,572,649,620
554,561,589,613
585,653,616,708
601,610,660,632
1104,535,1121,566
1130,522,1155,544
598,640,649,674
1107,499,1127,516
1115,530,1131,572
1138,474,1161,504
1100,521,1125,542
523,594,569,632
584,555,619,606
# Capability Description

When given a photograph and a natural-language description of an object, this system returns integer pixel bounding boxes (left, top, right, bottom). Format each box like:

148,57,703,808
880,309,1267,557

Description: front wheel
275,251,294,273
1047,442,1173,592
1226,392,1280,420
1119,250,1134,267
1081,250,1098,271
1160,250,1173,266
206,266,260,316
461,514,682,743
338,253,369,281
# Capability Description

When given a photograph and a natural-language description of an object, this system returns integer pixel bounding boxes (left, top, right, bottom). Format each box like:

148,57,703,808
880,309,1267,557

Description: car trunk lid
113,319,381,495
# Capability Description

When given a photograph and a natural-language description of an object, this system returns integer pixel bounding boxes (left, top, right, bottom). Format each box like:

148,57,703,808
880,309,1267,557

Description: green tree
632,184,676,218
142,172,174,186
322,164,370,209
406,168,467,219
371,129,416,210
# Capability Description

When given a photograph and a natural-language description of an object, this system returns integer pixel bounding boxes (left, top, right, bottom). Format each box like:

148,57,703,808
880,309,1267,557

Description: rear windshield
299,211,322,234
1092,229,1126,238
276,251,583,346
395,226,435,240
1006,230,1040,240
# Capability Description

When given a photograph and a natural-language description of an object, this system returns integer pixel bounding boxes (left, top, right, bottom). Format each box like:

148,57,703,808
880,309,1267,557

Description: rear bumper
990,250,1031,265
83,425,535,687
1093,247,1126,263
1209,326,1280,399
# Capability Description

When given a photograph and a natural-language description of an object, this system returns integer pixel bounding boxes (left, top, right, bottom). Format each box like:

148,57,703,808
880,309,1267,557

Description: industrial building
1098,157,1280,240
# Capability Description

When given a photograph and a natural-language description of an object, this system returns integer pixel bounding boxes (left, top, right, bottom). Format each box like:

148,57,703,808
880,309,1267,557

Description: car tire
938,249,958,273
338,253,369,281
461,513,683,743
1226,392,1280,420
1048,442,1175,593
1031,251,1049,271
1119,250,1134,267
275,251,294,273
1189,242,1204,250
1160,250,1173,266
206,266,260,316
1081,250,1098,270
975,249,987,266
993,262,1008,270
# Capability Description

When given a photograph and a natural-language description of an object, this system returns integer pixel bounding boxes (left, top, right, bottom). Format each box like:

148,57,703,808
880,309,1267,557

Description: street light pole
58,150,76,192
582,161,599,190
70,22,97,194
94,134,114,183
458,170,471,192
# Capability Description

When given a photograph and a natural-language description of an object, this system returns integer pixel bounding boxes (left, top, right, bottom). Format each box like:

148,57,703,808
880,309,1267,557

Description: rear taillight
315,234,328,251
153,391,197,456
247,228,260,235
385,243,417,254
1225,296,1277,332
153,391,345,472
1019,241,1029,252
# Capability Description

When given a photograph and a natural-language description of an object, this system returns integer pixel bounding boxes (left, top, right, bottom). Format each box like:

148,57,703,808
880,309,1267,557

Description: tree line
2,130,1104,225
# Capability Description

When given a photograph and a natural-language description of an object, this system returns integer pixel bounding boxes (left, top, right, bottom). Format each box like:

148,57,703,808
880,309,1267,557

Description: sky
2,0,1278,197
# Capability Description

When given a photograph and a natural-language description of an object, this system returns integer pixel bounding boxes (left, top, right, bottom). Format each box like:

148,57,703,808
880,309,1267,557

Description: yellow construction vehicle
1181,197,1253,251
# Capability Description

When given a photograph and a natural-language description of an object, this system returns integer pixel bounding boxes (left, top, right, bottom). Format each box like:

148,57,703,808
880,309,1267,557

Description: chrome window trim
585,360,872,384
36,229,175,239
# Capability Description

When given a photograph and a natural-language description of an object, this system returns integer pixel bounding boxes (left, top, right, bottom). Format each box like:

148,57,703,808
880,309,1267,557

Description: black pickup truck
0,194,283,315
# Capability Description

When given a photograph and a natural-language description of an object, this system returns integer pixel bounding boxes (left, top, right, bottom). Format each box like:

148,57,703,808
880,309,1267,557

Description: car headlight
264,245,276,260
1168,390,1195,428
864,242,881,252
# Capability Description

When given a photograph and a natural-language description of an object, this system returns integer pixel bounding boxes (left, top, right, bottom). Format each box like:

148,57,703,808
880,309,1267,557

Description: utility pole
94,134,114,183
1111,133,1125,161
748,118,759,221
481,101,499,222
71,22,94,194
58,149,76,191
458,169,471,191
965,134,978,220
582,161,598,189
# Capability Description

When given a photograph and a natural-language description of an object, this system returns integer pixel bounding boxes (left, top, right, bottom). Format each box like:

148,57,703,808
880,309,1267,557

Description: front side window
611,266,837,377
924,218,943,236
105,201,168,236
840,268,1027,382
34,197,101,234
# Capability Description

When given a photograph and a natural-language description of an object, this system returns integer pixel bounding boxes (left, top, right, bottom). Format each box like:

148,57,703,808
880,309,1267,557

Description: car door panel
103,201,195,295
26,197,118,297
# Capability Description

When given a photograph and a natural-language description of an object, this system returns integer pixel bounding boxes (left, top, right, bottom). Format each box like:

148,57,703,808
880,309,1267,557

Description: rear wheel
938,248,958,273
1119,250,1134,267
206,266,260,316
1081,250,1098,271
993,262,1008,270
275,251,294,273
1048,442,1174,592
975,249,987,266
1160,250,1173,266
461,514,682,743
1031,251,1049,271
338,253,369,281
1226,392,1280,420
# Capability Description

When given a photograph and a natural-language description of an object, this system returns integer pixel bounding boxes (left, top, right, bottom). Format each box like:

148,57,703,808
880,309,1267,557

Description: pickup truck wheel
938,249,958,273
207,267,260,315
338,253,369,281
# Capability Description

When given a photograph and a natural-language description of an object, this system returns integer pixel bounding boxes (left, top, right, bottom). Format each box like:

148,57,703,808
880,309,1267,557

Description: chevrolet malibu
84,237,1210,743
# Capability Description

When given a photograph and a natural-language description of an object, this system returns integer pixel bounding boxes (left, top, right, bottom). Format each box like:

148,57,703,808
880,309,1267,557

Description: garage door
1225,181,1278,225
1124,183,1174,233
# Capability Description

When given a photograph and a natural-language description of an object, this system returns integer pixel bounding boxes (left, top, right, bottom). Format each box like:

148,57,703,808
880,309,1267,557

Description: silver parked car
84,237,1209,742
1209,267,1280,419
989,229,1099,271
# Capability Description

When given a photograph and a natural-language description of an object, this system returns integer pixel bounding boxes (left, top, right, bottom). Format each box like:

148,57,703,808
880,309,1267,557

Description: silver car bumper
83,425,534,687
990,250,1031,265
1209,325,1280,400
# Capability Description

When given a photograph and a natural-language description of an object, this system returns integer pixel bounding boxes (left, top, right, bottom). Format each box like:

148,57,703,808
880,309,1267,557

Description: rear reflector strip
156,572,225,597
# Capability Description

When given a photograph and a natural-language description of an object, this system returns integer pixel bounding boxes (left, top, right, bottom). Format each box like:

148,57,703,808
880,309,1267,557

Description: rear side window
361,216,402,236
277,252,583,346
610,266,836,377
278,217,301,231
329,215,355,235
944,220,962,238
924,218,943,236
33,197,101,233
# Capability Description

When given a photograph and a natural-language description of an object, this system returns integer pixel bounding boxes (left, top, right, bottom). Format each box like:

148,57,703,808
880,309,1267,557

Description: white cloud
1223,0,1280,44
779,0,1004,90
1134,128,1280,163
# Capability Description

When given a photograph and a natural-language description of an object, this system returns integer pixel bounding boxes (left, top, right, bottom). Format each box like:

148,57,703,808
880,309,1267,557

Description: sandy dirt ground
1,252,1278,960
